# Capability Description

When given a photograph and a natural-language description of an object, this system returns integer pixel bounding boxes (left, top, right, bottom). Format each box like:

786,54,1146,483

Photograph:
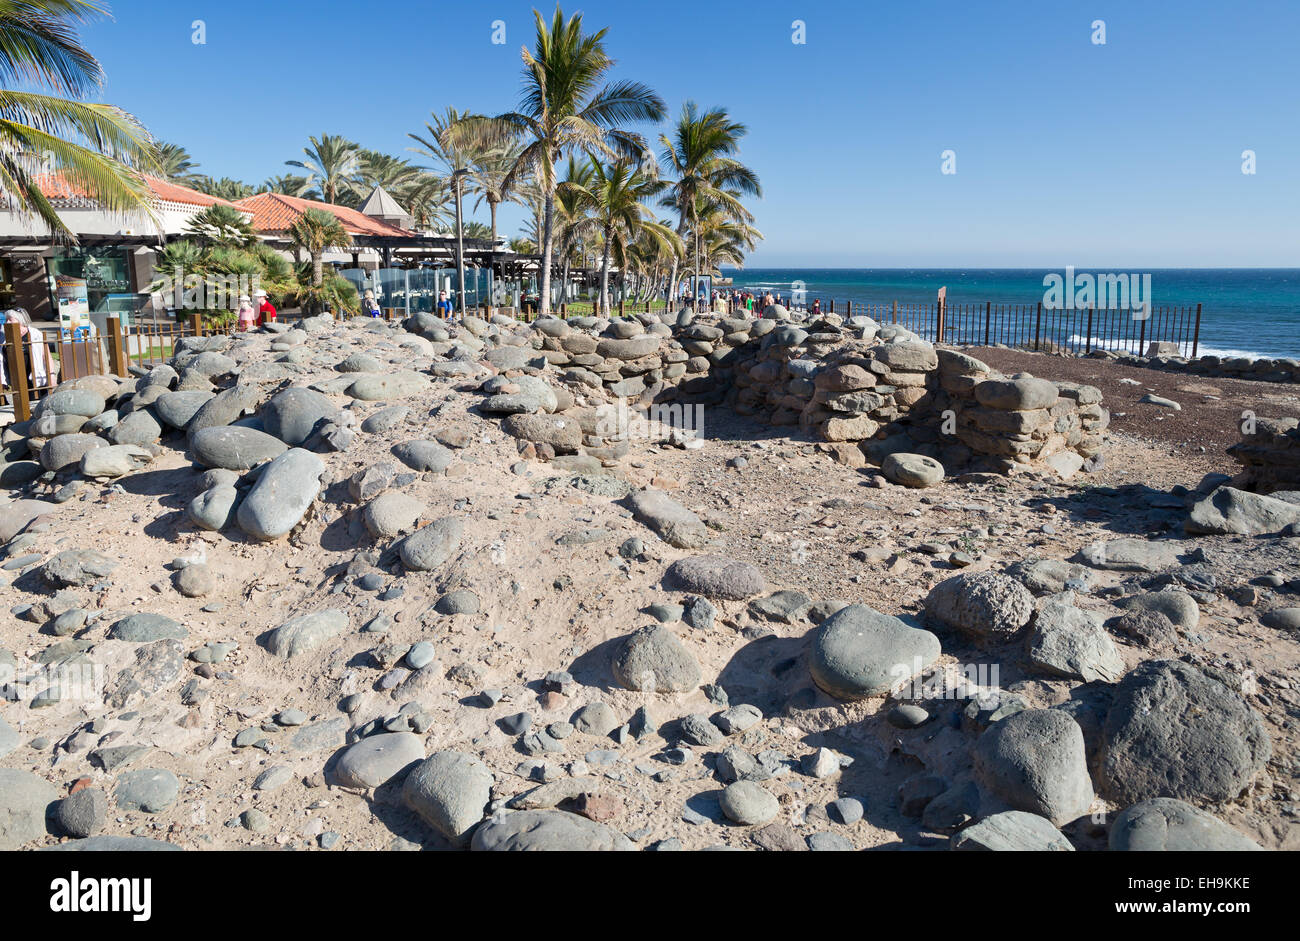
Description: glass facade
339,266,493,314
46,248,132,313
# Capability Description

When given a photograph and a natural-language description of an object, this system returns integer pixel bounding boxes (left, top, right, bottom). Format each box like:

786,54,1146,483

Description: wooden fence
2,313,221,422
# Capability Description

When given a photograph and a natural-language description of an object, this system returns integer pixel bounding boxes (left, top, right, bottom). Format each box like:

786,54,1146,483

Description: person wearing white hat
236,295,257,331
254,289,277,327
363,289,381,318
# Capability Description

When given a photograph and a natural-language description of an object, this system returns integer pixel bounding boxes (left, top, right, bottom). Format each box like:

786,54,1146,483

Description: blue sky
80,0,1299,267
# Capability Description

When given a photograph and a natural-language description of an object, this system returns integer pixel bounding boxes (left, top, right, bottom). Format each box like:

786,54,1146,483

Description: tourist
362,290,382,317
436,291,454,319
236,295,257,331
255,290,277,326
811,298,822,316
0,308,53,399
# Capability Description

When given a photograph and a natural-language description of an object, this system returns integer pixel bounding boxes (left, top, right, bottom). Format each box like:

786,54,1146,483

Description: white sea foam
1066,335,1274,360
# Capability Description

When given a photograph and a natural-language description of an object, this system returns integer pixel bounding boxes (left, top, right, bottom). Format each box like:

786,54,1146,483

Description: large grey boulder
1074,537,1181,573
973,709,1094,825
80,444,152,479
1100,660,1271,804
950,811,1074,851
1186,486,1300,535
187,485,240,531
362,492,424,538
612,624,701,693
1108,798,1262,851
236,448,323,540
114,768,179,813
625,490,710,549
108,613,187,642
186,383,261,436
1025,593,1124,682
664,555,765,600
190,425,288,470
402,751,493,845
154,391,214,430
42,549,116,587
973,376,1059,410
398,516,464,571
348,371,430,401
719,781,779,825
108,409,162,446
33,387,105,419
0,499,57,542
500,413,582,453
882,452,945,488
332,732,424,789
810,604,941,700
924,571,1034,643
471,810,634,851
40,433,105,471
391,440,453,473
0,769,57,850
262,609,347,659
1115,590,1199,631
261,386,341,446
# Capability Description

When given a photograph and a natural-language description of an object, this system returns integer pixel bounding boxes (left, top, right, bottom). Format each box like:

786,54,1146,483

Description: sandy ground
0,321,1296,852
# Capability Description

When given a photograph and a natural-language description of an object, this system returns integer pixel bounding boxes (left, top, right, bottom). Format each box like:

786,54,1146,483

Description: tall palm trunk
489,199,499,247
312,253,324,287
539,178,555,315
599,226,612,315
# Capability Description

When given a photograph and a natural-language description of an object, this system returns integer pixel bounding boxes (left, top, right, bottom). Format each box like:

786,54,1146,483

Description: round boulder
402,751,493,845
810,604,941,700
882,452,944,488
612,624,701,693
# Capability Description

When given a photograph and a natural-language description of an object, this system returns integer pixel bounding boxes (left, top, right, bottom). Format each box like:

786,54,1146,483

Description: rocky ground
0,311,1296,852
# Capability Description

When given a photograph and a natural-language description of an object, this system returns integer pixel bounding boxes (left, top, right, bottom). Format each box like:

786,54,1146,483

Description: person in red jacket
255,290,277,326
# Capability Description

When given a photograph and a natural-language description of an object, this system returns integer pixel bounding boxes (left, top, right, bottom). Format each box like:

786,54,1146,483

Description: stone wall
465,306,1109,483
1227,417,1300,493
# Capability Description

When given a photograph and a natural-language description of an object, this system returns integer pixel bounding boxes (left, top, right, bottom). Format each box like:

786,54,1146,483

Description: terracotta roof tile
233,192,414,237
35,172,239,208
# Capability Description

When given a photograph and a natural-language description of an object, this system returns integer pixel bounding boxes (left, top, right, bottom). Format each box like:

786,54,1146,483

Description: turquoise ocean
719,268,1300,359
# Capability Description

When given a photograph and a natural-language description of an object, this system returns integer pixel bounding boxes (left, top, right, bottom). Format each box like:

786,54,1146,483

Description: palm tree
691,202,762,277
155,142,199,183
409,107,481,311
289,207,348,289
0,0,157,239
478,6,666,315
563,157,679,315
191,176,255,201
508,237,537,255
551,155,593,306
260,173,310,196
397,172,451,231
287,134,359,205
467,140,527,248
353,149,421,197
659,101,761,307
184,203,255,248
